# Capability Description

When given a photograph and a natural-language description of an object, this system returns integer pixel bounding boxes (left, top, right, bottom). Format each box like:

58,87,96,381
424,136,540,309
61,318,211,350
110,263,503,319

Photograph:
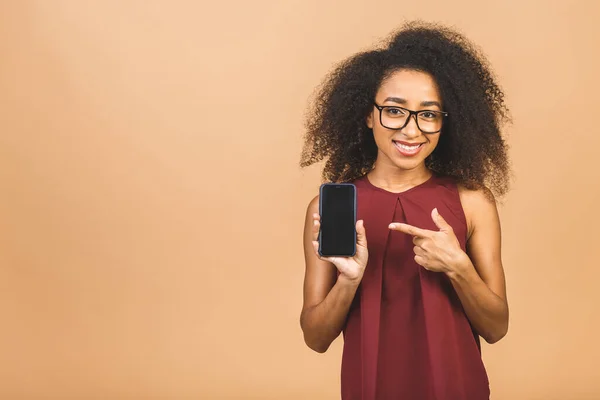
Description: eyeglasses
373,103,448,134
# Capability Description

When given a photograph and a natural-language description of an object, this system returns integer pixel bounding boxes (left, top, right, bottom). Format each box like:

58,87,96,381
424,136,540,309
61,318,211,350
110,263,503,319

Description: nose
400,114,421,138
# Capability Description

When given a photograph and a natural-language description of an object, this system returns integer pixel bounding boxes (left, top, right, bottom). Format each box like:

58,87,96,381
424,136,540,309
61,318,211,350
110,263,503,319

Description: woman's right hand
311,214,369,285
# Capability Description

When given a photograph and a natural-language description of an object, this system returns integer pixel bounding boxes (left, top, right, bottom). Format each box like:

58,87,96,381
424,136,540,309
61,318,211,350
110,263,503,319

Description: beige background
0,1,599,399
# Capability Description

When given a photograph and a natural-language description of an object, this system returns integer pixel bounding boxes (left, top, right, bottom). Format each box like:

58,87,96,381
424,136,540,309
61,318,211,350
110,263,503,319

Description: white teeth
395,142,421,151
400,144,418,150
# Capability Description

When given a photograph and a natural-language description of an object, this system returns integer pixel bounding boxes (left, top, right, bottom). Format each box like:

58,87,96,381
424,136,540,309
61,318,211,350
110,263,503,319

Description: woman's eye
386,108,405,116
421,111,438,119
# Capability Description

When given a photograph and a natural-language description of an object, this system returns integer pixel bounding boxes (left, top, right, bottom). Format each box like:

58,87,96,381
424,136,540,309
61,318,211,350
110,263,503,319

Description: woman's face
367,69,443,172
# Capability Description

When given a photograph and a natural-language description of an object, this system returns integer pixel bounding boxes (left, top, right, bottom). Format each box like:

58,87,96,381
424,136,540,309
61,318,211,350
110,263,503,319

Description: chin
389,146,429,170
392,158,425,171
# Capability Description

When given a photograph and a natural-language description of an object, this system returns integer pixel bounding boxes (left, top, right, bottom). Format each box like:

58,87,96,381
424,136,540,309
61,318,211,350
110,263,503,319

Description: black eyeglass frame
373,103,449,134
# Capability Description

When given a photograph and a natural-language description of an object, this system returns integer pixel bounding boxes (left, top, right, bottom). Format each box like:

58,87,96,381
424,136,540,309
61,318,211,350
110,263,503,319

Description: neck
367,157,432,191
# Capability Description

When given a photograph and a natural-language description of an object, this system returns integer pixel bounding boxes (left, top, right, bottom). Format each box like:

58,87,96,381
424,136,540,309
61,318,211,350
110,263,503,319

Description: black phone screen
319,183,356,257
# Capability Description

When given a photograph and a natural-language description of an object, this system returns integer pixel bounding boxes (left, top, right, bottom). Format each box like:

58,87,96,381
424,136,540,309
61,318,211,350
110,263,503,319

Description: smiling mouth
392,140,425,156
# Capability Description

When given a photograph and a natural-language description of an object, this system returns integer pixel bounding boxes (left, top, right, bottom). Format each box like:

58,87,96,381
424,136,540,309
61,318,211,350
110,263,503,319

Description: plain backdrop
1,1,599,399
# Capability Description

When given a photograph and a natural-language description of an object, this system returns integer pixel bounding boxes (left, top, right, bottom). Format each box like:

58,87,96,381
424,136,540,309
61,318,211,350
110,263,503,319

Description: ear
366,111,374,129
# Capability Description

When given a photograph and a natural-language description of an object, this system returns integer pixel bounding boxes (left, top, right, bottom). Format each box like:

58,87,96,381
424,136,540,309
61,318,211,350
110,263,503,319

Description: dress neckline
362,173,436,195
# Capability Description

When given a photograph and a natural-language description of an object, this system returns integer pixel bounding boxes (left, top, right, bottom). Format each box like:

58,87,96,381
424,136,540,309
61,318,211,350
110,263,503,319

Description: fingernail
389,223,396,229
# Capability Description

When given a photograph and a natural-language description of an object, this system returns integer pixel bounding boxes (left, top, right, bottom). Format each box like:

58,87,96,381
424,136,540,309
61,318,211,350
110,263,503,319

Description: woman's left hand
388,208,469,275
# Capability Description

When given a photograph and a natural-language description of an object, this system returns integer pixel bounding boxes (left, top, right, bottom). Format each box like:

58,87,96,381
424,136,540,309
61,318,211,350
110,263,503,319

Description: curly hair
300,21,511,199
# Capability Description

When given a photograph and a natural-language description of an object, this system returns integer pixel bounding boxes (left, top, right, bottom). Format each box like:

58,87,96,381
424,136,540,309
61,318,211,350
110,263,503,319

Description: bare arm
300,195,367,353
388,188,508,344
448,187,508,344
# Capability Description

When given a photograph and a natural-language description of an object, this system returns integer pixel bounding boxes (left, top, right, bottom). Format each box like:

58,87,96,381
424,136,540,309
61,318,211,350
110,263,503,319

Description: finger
413,236,426,246
389,222,431,238
415,254,433,270
413,245,426,256
356,220,367,247
312,219,320,242
414,254,427,267
413,237,431,251
432,208,453,233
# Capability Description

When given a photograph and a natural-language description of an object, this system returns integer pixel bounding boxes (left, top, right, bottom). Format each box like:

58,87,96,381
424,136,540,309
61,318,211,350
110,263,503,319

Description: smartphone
318,183,357,257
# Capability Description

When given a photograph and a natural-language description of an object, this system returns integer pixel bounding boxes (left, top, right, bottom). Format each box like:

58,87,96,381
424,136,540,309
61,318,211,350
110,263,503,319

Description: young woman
299,22,510,400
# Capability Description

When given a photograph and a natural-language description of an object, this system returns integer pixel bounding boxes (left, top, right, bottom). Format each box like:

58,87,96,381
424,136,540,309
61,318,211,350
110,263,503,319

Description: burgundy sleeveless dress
340,173,490,400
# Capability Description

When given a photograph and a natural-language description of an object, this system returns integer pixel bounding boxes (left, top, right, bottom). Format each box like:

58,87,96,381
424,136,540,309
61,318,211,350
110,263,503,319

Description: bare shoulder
457,184,496,208
457,184,499,239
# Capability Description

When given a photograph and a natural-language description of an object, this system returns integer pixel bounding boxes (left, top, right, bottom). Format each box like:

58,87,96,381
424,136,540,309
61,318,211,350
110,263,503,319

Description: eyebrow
383,97,406,104
421,100,442,108
383,97,442,109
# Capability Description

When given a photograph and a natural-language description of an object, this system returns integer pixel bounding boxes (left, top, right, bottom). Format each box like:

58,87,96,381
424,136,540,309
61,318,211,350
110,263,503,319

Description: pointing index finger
389,222,431,238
